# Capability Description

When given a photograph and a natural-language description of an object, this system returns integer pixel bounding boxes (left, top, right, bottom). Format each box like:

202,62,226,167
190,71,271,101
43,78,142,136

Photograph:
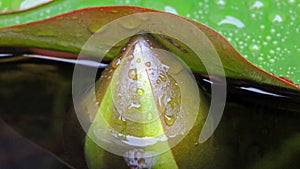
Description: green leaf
0,0,52,14
0,1,299,85
0,0,196,27
0,6,298,90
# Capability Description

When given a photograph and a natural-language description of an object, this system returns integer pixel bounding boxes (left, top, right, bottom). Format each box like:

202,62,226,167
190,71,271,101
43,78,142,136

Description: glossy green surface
0,0,51,13
0,0,299,84
0,6,297,90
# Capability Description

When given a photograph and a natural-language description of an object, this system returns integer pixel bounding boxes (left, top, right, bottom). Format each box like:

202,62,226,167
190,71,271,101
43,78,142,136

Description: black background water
1,57,300,169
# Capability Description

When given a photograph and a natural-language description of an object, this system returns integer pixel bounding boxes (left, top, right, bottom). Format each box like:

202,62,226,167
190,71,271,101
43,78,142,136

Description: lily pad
0,0,299,85
0,0,52,14
0,6,298,90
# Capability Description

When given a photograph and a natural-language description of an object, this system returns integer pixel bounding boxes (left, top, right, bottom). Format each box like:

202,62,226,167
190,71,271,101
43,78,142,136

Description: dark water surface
0,57,300,169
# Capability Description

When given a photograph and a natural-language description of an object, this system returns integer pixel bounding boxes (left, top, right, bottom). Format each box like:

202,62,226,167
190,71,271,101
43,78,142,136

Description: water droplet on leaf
88,23,100,33
217,16,245,28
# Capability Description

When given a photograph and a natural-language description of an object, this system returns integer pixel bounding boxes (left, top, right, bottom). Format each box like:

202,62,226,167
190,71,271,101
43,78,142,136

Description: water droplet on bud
136,88,144,96
112,57,121,69
145,62,151,67
164,114,175,126
128,69,137,80
159,74,167,81
128,54,134,60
